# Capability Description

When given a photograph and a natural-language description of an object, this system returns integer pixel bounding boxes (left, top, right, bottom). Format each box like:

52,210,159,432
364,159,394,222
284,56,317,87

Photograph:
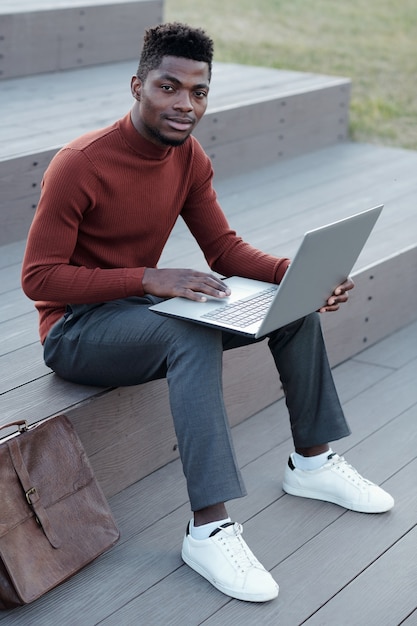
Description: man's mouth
166,117,195,131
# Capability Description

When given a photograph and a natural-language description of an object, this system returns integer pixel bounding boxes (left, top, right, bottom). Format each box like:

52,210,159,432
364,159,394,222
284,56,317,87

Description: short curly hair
137,22,214,82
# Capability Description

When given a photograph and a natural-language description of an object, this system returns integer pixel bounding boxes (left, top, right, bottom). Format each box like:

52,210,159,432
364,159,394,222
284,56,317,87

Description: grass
165,0,417,150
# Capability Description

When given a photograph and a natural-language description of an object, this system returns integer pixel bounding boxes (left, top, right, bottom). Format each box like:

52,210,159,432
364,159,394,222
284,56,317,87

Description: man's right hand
142,268,231,302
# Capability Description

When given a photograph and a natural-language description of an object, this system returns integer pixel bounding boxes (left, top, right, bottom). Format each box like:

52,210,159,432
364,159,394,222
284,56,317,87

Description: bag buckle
25,487,41,525
25,487,38,505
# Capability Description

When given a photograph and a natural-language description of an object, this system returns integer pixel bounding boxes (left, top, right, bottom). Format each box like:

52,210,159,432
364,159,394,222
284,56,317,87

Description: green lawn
165,0,417,150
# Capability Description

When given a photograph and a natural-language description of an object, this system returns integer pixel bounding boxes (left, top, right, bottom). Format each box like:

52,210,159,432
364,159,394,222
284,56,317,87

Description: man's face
131,56,210,147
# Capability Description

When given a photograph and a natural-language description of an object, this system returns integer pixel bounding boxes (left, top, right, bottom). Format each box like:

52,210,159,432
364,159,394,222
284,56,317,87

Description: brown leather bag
0,414,120,609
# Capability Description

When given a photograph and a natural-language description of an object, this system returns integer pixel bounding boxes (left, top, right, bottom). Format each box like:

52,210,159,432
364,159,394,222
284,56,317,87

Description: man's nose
174,90,193,111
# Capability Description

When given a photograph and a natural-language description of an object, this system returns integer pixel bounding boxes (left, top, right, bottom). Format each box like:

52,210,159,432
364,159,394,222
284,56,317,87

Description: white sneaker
283,453,394,513
181,521,279,602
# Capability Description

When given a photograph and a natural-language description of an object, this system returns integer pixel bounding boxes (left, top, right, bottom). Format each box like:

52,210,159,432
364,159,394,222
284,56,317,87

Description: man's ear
131,76,142,101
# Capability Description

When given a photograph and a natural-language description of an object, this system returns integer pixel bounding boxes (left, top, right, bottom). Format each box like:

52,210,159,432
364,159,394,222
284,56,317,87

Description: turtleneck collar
118,112,175,160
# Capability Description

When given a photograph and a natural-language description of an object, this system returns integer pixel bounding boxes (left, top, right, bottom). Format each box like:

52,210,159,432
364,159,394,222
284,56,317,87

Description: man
21,23,394,603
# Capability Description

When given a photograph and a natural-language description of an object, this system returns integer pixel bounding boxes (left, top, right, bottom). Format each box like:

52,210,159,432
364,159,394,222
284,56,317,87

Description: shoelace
330,455,374,488
214,523,263,572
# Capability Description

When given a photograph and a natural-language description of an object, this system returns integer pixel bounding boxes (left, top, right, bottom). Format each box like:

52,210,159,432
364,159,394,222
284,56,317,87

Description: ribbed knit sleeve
22,147,145,306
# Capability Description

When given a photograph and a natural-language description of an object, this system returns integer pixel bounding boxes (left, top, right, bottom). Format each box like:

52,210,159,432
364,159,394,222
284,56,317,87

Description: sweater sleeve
181,142,290,284
21,148,145,304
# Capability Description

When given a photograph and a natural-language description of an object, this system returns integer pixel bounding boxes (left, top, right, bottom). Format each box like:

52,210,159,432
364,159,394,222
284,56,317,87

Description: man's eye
161,85,174,92
194,91,207,99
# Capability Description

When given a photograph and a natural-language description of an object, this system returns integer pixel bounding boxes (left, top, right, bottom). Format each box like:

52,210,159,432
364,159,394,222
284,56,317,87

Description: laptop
150,205,383,338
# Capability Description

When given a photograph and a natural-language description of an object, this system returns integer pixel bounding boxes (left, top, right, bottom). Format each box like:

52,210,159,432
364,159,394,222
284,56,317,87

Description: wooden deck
1,318,416,625
1,1,417,622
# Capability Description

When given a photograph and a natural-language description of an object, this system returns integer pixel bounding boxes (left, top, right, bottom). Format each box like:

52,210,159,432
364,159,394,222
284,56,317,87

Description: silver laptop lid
256,204,383,336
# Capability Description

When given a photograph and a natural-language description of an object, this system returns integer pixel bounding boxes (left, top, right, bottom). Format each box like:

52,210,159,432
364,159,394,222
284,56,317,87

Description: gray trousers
44,296,351,511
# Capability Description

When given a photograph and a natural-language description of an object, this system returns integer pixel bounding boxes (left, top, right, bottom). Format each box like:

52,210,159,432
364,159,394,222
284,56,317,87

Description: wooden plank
0,311,39,351
203,119,347,179
0,151,58,202
0,151,57,244
0,372,108,426
0,343,50,394
337,359,417,453
0,240,25,268
322,246,417,367
354,318,417,369
1,287,34,321
213,140,417,218
304,527,417,625
0,263,22,294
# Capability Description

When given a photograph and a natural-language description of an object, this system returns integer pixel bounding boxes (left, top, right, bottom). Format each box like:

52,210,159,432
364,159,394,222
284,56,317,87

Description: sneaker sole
282,482,394,513
181,551,279,602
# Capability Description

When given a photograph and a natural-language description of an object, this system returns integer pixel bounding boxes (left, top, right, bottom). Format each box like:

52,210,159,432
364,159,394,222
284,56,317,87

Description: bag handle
0,420,28,434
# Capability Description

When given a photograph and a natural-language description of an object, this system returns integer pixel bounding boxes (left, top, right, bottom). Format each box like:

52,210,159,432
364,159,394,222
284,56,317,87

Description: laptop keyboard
201,286,277,327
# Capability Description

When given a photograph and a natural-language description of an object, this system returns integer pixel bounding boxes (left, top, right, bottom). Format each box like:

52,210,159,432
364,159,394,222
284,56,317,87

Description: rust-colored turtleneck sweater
22,113,290,343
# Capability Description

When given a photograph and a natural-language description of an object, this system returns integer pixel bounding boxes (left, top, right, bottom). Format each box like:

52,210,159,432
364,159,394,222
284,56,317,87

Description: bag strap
8,439,62,549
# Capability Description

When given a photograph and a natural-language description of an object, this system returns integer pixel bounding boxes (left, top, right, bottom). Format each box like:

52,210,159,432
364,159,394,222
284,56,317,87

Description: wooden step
0,62,351,244
0,0,163,79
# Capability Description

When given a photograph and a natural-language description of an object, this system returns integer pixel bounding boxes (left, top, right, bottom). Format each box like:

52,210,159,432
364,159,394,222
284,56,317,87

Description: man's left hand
319,277,355,313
